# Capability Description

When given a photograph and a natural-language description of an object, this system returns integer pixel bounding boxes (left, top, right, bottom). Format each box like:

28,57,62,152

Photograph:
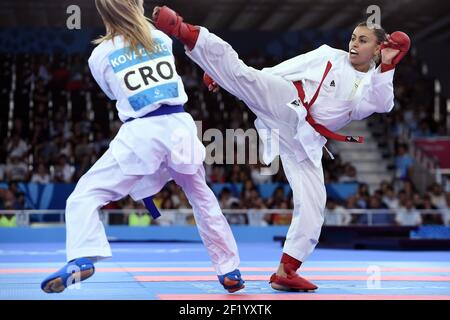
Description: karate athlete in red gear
152,6,410,292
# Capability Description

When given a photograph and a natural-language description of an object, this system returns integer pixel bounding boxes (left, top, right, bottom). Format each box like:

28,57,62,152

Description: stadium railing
0,209,448,227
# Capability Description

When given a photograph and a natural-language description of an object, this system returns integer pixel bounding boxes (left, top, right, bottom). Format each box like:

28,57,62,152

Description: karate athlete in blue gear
41,0,244,294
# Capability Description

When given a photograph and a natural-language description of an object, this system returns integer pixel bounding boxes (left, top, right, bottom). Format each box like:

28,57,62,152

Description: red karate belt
293,61,364,143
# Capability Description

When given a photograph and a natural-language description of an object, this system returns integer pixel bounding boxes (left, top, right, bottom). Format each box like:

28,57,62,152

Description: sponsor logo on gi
289,99,302,108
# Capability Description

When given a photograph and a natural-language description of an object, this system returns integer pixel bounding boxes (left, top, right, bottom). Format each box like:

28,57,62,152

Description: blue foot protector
218,269,245,293
41,257,95,293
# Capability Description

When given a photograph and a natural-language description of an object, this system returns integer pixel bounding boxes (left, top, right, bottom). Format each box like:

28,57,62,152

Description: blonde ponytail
93,0,155,55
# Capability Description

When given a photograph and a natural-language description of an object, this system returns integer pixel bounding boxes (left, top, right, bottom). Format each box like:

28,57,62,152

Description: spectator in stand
165,182,181,208
241,186,264,211
240,179,257,202
394,143,414,183
266,186,287,209
403,108,419,131
382,186,400,210
1,182,25,211
226,164,242,183
55,135,73,160
247,196,270,226
74,134,93,163
7,133,29,159
151,187,170,209
177,191,191,209
428,183,446,209
208,165,226,183
101,198,122,225
250,163,273,184
270,200,292,225
128,201,152,227
412,118,434,138
219,187,239,209
379,180,391,195
402,180,416,197
38,135,59,165
5,156,29,182
30,121,50,159
225,201,248,225
51,154,74,183
355,183,370,209
357,196,394,225
156,198,177,226
345,195,360,212
396,197,422,226
78,112,92,136
323,155,342,183
390,111,409,137
50,111,72,140
31,163,51,184
324,198,351,226
417,194,443,225
338,163,358,183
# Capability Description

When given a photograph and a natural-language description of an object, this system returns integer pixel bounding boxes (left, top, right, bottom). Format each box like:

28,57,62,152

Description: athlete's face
348,26,381,70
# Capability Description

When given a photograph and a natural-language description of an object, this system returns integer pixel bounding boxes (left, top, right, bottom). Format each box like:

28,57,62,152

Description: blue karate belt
125,104,185,219
125,104,185,123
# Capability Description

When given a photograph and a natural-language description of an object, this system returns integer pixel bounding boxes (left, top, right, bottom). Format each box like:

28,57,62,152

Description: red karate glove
380,31,411,72
203,73,220,93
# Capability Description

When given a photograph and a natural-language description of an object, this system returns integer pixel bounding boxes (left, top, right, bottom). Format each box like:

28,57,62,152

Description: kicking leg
153,6,298,121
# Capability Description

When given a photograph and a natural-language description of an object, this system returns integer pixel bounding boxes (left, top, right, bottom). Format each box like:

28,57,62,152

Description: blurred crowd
0,41,448,226
98,178,450,227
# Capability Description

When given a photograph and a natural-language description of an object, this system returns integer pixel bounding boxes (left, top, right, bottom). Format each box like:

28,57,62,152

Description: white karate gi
186,27,394,262
66,28,240,275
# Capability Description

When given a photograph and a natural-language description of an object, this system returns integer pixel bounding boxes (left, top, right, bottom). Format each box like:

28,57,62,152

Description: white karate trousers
65,113,240,275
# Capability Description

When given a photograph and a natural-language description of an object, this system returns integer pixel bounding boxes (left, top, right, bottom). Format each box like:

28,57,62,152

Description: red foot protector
270,253,318,291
